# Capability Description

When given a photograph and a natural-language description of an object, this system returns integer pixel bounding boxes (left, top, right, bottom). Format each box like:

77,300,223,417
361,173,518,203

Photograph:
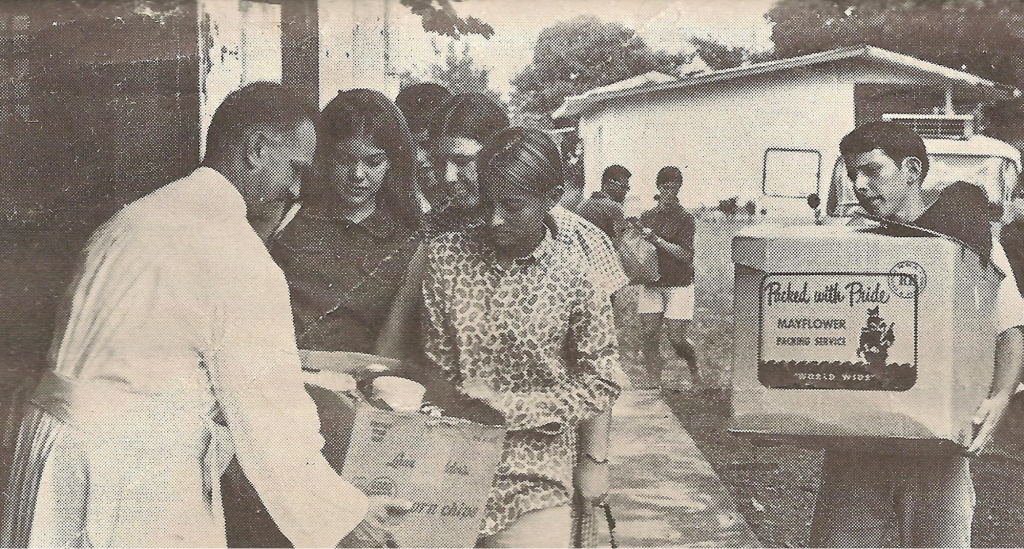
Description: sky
391,0,779,98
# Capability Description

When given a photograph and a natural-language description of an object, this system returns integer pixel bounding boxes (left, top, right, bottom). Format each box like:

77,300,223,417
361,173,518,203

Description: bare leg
638,312,664,389
666,319,697,384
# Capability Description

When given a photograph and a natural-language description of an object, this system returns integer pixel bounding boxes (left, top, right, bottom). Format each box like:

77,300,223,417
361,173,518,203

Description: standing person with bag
421,128,624,548
578,165,631,244
637,167,697,390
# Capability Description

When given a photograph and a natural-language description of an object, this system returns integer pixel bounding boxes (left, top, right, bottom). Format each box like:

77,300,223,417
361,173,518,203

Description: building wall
580,59,971,215
319,0,398,108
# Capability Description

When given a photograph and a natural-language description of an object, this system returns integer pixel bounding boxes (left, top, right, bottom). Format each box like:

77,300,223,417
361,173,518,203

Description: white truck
808,114,1021,225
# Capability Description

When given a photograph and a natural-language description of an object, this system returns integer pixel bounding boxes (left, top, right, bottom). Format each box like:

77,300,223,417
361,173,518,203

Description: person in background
395,82,453,212
810,121,1024,547
637,166,697,390
423,92,510,235
270,88,421,354
578,164,631,243
373,93,510,362
1000,174,1024,297
0,82,404,548
421,127,624,548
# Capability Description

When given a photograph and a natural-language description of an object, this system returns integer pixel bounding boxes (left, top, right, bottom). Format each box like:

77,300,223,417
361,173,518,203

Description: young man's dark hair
839,121,930,181
602,165,631,185
395,82,452,135
429,93,509,145
203,81,316,165
656,165,683,186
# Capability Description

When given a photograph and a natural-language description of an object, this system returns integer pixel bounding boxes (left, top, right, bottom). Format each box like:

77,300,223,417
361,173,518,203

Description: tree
400,0,493,39
400,41,502,104
690,36,772,72
766,0,1024,141
509,16,687,120
510,16,763,122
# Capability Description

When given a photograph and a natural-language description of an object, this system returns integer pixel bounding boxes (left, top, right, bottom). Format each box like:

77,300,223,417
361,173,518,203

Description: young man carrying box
809,121,1024,547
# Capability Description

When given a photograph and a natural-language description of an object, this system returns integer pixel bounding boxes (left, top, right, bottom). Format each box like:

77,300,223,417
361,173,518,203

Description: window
763,149,821,198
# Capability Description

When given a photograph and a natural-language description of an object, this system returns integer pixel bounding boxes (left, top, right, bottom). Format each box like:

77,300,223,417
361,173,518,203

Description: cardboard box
304,361,506,548
729,224,1004,453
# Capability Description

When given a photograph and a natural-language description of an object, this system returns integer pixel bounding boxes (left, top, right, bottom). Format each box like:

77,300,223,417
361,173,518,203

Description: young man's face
431,136,483,213
656,180,681,204
604,176,630,203
481,177,556,254
847,148,922,221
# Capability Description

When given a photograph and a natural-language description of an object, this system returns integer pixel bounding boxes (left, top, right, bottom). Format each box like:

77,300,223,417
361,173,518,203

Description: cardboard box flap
733,224,1003,282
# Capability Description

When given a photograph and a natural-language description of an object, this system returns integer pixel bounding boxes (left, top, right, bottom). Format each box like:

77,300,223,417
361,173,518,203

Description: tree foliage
510,15,760,121
767,0,1024,86
766,0,1024,140
400,42,502,104
400,0,493,39
509,16,685,118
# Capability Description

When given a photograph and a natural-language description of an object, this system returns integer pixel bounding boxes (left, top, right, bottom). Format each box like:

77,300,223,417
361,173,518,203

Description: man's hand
336,496,412,548
574,456,609,505
968,390,1013,455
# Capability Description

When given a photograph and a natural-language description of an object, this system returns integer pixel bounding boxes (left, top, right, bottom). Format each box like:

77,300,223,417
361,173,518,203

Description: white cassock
0,167,367,548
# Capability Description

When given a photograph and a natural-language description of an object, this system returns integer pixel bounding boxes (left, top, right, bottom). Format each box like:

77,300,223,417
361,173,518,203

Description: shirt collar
475,225,555,267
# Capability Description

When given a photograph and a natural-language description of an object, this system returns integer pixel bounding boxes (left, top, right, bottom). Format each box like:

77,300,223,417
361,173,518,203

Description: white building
553,46,1019,216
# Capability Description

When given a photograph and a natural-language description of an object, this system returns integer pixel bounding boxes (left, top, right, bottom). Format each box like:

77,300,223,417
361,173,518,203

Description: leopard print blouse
421,228,624,536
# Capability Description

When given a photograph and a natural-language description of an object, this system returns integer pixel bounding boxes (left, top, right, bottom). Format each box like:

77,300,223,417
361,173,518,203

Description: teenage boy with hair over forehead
809,121,1024,547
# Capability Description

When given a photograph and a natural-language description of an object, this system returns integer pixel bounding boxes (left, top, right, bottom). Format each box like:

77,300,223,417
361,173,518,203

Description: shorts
637,285,693,320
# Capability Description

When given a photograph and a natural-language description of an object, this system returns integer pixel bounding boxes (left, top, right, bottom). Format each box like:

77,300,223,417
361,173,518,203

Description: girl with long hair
270,88,421,353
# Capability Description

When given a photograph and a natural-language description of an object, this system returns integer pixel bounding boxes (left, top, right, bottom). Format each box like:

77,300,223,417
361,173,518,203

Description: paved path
602,390,761,547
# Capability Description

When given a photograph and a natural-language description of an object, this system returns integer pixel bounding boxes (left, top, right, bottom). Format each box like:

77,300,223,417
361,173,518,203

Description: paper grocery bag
619,228,659,284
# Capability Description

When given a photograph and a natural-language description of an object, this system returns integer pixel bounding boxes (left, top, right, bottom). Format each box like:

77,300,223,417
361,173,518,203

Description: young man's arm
969,239,1024,453
969,326,1024,453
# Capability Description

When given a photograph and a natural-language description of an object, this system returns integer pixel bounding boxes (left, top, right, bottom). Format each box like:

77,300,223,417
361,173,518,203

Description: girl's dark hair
477,127,565,196
314,88,420,229
429,93,509,145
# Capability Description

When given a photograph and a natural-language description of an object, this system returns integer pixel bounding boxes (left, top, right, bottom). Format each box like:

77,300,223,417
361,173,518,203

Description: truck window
763,149,821,198
828,154,1017,218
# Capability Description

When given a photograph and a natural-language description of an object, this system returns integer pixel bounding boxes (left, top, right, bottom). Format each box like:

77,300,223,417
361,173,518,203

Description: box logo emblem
888,261,927,298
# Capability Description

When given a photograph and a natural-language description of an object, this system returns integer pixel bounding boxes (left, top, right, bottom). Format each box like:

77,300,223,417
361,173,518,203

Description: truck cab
824,115,1021,226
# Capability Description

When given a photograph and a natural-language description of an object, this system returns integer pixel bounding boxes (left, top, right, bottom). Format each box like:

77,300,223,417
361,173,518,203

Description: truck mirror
807,193,821,210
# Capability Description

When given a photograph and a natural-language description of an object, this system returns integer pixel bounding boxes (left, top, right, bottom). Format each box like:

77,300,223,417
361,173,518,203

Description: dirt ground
614,215,1024,547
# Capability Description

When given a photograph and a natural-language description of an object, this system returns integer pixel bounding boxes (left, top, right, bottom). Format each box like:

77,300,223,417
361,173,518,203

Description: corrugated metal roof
553,45,1020,120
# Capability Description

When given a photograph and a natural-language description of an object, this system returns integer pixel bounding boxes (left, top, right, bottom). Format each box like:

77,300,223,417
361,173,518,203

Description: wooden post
282,0,318,109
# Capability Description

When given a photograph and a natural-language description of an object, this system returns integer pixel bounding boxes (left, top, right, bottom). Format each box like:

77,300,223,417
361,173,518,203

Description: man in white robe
1,82,400,548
